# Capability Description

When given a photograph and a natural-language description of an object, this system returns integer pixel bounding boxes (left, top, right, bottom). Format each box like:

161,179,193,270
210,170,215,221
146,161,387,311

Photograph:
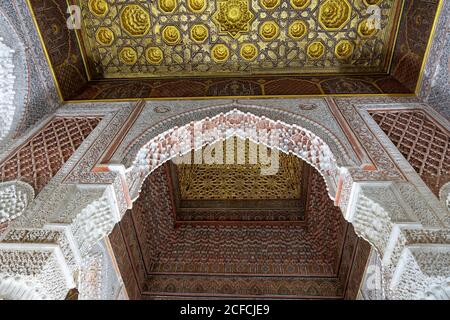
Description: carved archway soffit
128,108,344,202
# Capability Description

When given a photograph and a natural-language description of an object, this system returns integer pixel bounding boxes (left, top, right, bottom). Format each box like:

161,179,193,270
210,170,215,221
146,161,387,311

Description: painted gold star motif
213,0,254,39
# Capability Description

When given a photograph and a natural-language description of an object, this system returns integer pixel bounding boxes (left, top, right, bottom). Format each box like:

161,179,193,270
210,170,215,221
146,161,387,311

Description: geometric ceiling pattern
170,137,310,223
26,0,441,99
79,0,401,79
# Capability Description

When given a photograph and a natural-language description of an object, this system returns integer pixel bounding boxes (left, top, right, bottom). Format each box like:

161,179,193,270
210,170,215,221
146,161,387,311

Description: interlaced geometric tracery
0,117,102,193
370,110,450,196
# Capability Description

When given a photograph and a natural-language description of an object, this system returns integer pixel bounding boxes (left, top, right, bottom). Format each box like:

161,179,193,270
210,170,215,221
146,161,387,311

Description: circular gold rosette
190,25,209,43
188,0,207,13
88,0,108,17
358,19,378,38
119,47,138,65
211,44,230,62
260,0,280,10
162,26,181,45
240,43,258,61
307,41,325,59
159,0,177,13
120,4,150,37
318,0,351,30
95,27,114,46
260,21,279,40
334,40,354,59
146,47,164,64
288,21,307,40
290,0,310,9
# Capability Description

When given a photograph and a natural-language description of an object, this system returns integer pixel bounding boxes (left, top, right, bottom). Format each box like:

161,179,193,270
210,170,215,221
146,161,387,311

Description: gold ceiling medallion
358,19,378,38
211,44,230,62
88,0,108,17
119,47,138,65
260,21,279,40
334,40,354,59
95,27,114,46
188,0,207,13
240,43,258,61
146,47,164,64
318,0,351,31
260,0,280,10
363,0,383,5
120,5,151,37
159,0,177,13
307,41,325,59
290,0,310,9
288,21,308,40
162,26,181,45
190,25,209,42
213,0,254,39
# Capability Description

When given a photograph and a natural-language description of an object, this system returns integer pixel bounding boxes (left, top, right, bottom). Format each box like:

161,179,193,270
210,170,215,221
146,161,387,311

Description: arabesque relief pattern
79,0,400,78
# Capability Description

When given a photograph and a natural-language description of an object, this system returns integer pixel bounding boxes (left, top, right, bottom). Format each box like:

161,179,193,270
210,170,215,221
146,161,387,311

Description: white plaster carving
0,38,16,142
0,243,75,300
126,108,341,203
0,181,34,224
440,182,450,212
1,99,449,300
390,246,450,300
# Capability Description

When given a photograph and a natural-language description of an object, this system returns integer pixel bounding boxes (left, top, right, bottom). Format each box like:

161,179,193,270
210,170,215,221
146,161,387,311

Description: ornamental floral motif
146,47,164,64
88,0,108,17
211,44,230,62
307,41,325,59
259,21,279,40
240,43,258,61
358,19,378,38
188,0,207,12
335,40,354,59
318,0,352,31
120,4,150,37
288,20,308,40
119,47,138,65
213,0,254,38
162,26,181,45
95,27,114,46
159,0,177,13
190,25,209,42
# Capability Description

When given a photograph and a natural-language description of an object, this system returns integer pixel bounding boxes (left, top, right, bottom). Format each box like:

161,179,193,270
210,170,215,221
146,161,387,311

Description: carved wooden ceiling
168,137,310,223
78,0,401,79
27,0,442,99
